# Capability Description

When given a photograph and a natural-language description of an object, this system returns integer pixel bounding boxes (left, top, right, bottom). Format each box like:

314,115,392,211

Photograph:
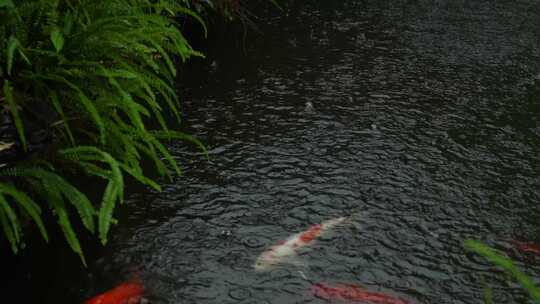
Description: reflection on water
36,0,540,303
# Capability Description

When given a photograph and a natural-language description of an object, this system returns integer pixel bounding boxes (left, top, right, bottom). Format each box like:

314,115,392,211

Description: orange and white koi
254,217,346,271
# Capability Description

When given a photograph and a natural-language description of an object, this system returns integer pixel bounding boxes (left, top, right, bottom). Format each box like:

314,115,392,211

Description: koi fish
84,280,144,304
311,282,410,304
512,240,540,255
254,217,346,271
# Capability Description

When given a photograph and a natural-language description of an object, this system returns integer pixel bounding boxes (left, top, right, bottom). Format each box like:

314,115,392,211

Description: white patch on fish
254,217,346,271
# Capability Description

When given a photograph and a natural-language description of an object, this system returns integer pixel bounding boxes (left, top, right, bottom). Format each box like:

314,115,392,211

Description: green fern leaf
0,182,48,242
173,7,208,37
3,80,27,151
43,180,86,265
54,201,86,266
0,196,17,253
6,36,30,75
49,91,76,145
76,91,105,144
79,162,111,179
60,146,123,244
0,193,20,246
132,141,168,177
6,36,19,75
120,163,161,191
55,79,106,144
50,27,64,53
46,172,95,233
2,167,93,236
152,130,208,159
98,179,118,245
152,138,180,175
465,240,540,302
0,0,15,8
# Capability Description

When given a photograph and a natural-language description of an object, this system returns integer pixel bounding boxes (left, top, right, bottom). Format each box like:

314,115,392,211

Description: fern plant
465,240,540,303
0,0,207,263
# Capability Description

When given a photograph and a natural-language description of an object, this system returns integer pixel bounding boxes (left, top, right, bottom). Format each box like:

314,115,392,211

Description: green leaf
0,183,48,243
465,240,540,303
0,199,17,253
0,194,20,246
60,146,123,244
483,285,493,304
152,130,208,160
173,7,208,37
120,163,161,191
0,0,14,8
268,0,283,11
45,184,86,266
98,180,118,245
56,204,86,266
50,92,75,145
133,141,167,177
6,37,30,75
3,80,27,151
42,172,95,233
6,36,18,76
50,28,65,53
63,12,74,35
76,91,105,144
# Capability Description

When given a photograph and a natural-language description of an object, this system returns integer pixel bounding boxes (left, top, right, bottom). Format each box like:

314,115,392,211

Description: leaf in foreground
464,239,540,303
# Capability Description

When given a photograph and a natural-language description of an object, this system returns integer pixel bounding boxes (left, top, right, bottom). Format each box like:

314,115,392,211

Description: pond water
8,1,540,303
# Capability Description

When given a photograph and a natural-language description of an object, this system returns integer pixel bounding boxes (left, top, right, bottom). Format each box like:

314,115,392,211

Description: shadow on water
3,0,540,303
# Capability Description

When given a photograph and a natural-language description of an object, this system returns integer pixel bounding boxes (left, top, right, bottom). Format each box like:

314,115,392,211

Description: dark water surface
39,1,540,303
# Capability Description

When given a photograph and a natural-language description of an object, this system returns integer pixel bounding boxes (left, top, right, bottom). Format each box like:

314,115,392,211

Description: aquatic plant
0,0,206,263
464,240,540,303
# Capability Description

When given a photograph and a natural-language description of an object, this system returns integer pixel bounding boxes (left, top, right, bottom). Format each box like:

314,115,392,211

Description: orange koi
254,217,346,271
84,281,144,304
512,240,540,255
311,282,410,304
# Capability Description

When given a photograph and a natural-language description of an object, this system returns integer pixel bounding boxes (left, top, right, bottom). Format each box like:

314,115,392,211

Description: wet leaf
50,28,64,53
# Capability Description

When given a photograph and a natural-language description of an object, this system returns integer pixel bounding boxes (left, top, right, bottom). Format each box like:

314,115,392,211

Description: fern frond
152,130,208,159
0,0,209,260
0,0,15,9
465,240,540,303
0,182,48,243
98,176,119,245
132,140,168,177
6,36,30,75
75,89,106,145
60,146,123,244
0,195,18,253
46,172,95,233
120,163,161,191
151,137,180,175
47,189,86,266
49,91,76,145
0,193,20,252
2,167,95,234
3,80,27,151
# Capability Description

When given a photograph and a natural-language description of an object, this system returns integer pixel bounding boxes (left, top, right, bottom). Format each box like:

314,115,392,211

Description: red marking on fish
512,240,540,255
84,281,144,304
299,224,323,243
311,283,410,304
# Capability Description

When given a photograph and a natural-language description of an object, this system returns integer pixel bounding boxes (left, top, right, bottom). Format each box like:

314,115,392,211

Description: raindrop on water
228,288,251,300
